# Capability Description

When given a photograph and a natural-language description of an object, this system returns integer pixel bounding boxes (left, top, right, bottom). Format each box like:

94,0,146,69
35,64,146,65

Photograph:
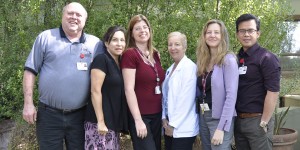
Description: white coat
162,55,199,138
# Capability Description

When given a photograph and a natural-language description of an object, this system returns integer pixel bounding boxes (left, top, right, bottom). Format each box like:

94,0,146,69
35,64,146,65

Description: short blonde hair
168,31,187,49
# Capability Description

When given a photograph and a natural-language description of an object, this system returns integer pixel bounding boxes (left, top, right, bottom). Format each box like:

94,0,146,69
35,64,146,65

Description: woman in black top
85,26,128,149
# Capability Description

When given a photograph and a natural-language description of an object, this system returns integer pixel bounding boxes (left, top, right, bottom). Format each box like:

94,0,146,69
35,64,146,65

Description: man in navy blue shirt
234,14,281,150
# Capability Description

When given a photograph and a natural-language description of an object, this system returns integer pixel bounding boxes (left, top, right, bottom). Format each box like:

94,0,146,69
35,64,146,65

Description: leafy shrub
0,0,296,148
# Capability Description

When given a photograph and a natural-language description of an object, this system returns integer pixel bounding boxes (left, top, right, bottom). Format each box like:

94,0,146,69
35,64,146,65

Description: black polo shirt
236,43,280,113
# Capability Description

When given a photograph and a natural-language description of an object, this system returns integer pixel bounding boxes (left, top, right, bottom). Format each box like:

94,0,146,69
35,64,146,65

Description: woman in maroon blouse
121,14,165,150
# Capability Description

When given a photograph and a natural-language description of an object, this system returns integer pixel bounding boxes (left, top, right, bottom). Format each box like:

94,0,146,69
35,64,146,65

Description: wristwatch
260,121,268,128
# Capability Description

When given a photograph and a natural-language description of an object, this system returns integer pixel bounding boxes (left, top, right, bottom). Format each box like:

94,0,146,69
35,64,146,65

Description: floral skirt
84,121,120,150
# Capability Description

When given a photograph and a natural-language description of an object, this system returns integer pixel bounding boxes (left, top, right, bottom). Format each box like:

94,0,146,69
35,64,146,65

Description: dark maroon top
121,48,165,115
236,43,281,113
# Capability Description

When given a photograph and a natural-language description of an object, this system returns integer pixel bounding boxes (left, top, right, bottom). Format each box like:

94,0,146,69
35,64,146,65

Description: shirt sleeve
93,41,105,58
24,32,47,75
260,52,281,92
217,54,239,132
90,54,108,74
120,49,138,69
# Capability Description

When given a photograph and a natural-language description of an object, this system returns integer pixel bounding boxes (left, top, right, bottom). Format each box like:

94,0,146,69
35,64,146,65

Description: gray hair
167,31,187,49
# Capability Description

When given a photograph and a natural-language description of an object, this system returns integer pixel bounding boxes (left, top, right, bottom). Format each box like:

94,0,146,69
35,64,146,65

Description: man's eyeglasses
238,29,257,35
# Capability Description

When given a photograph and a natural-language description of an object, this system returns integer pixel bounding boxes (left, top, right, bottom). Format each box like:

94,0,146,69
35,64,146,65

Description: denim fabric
36,104,85,150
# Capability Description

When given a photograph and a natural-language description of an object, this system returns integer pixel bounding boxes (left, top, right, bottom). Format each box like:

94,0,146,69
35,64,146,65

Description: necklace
136,48,155,66
144,50,150,58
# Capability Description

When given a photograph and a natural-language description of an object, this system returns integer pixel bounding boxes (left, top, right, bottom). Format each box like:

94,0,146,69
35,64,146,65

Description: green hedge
0,0,295,120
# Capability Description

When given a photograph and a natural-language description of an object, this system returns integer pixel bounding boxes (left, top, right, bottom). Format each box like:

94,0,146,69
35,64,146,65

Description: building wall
291,0,300,20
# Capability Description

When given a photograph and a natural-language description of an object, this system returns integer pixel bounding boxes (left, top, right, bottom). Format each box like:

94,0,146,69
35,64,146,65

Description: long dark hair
103,25,126,44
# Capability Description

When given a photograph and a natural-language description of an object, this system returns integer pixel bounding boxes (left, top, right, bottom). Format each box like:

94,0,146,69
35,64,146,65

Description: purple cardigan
211,54,238,132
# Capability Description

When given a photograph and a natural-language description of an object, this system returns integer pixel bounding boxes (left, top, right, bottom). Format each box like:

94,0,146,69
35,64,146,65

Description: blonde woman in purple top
196,19,238,150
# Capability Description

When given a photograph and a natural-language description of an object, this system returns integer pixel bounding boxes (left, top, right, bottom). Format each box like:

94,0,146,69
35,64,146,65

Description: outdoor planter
273,128,298,150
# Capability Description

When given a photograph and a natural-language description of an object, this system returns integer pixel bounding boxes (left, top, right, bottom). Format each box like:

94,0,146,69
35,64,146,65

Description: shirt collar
59,25,86,43
172,55,187,71
238,43,259,57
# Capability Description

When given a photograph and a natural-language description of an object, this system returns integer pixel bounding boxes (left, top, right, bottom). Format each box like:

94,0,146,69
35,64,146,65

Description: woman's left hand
97,121,108,136
164,125,174,137
211,129,224,145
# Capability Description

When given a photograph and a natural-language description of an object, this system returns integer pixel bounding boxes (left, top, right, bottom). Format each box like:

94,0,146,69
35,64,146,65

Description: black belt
38,102,86,114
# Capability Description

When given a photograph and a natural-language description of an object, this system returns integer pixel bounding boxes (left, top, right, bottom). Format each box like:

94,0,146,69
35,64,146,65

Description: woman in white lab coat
162,31,199,150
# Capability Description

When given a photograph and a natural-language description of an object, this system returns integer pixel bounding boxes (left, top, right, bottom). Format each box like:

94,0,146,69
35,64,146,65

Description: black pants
36,103,85,150
164,135,196,150
129,112,162,150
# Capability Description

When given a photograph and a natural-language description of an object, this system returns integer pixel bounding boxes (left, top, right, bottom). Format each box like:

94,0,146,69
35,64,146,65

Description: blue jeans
200,110,234,150
36,103,85,150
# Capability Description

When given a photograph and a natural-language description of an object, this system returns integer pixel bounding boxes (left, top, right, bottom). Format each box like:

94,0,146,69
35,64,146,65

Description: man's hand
22,103,37,124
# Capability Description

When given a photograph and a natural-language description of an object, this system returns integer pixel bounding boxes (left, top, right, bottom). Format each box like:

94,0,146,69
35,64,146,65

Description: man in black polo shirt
234,14,281,150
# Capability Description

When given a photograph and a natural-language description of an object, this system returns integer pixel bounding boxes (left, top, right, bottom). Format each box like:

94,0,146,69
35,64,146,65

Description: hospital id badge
155,85,161,94
77,62,88,70
200,103,210,113
239,66,247,75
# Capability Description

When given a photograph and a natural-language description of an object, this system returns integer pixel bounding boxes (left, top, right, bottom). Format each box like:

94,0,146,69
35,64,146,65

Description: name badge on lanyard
239,58,247,75
200,72,211,114
137,49,161,94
